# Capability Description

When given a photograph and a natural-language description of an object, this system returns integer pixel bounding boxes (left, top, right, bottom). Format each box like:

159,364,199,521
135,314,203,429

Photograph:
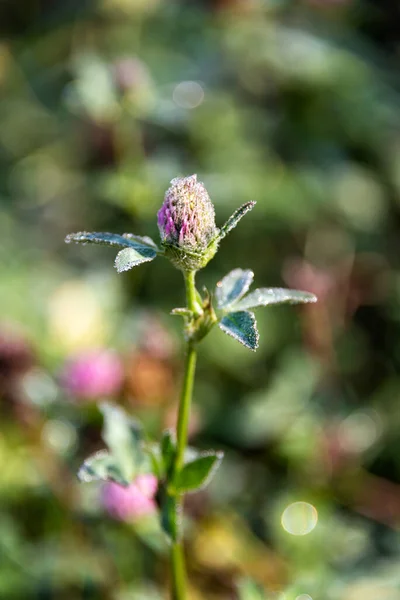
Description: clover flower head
157,175,217,249
157,174,219,270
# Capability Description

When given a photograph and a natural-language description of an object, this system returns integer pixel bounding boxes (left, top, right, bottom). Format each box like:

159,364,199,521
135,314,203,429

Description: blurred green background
2,0,400,598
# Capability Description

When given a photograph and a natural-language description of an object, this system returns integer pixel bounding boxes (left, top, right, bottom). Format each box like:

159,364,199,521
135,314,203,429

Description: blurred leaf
237,578,266,600
215,268,254,309
115,584,164,600
233,288,317,310
66,52,119,122
161,429,176,479
218,201,256,240
78,450,128,484
174,451,223,493
225,352,321,447
144,443,163,480
219,311,259,351
159,485,180,543
100,403,144,482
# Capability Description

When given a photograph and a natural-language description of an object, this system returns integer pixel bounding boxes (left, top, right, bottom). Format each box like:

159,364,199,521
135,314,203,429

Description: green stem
184,270,202,316
169,270,199,600
170,541,186,600
175,343,197,471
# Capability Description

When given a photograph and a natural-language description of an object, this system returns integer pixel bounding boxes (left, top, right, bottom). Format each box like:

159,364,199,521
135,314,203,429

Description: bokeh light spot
339,411,380,454
48,281,107,350
41,419,77,454
281,501,318,536
173,81,204,109
21,369,58,407
296,595,313,600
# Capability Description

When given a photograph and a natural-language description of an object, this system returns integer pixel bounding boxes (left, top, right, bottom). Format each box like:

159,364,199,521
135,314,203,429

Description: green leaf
65,231,158,250
234,288,317,310
78,450,128,485
219,311,259,351
218,201,256,240
174,451,223,493
159,485,181,542
215,268,254,309
115,246,157,273
100,403,144,482
161,430,176,479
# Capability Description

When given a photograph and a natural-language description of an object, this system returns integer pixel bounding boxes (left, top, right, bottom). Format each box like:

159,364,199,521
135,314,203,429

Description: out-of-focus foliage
1,0,400,598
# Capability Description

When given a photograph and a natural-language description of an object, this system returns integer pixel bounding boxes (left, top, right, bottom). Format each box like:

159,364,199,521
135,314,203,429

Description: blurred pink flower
138,314,177,360
113,57,151,92
61,349,123,399
102,474,158,521
283,259,334,302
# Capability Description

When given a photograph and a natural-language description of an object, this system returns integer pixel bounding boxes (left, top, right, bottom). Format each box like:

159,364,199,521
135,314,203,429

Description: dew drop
41,419,77,454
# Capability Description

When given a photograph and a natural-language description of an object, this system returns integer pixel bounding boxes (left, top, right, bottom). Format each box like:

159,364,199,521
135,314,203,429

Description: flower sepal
172,287,217,343
161,237,219,272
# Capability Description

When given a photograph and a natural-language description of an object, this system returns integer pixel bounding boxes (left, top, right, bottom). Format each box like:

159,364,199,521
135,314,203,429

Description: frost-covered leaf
66,231,158,273
174,451,223,493
100,403,144,482
234,288,317,310
115,246,157,273
215,269,254,309
219,311,259,351
65,231,158,250
78,450,128,485
122,233,159,250
218,201,256,240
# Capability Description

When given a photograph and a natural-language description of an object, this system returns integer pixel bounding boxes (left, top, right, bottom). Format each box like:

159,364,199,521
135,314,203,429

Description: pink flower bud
102,474,158,520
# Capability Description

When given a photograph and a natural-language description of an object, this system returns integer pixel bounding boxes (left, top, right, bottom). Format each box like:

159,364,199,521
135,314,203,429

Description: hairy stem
169,270,199,600
184,270,202,316
175,343,197,472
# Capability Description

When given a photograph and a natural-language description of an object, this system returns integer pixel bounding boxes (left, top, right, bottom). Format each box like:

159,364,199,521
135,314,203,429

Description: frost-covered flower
157,174,219,270
66,174,256,274
61,349,123,400
102,474,158,520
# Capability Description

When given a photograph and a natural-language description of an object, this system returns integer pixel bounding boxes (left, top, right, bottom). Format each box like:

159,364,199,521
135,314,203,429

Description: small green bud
157,175,219,271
